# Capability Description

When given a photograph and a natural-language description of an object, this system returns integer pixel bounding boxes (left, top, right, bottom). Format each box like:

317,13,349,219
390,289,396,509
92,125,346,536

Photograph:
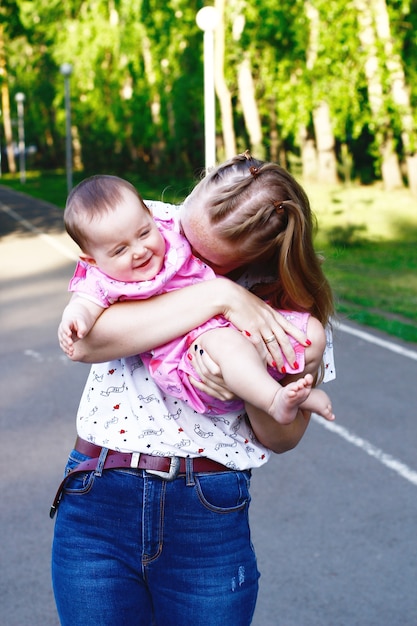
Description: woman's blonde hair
185,152,334,327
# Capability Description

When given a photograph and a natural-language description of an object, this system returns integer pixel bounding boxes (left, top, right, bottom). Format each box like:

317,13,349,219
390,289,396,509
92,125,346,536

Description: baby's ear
79,253,97,266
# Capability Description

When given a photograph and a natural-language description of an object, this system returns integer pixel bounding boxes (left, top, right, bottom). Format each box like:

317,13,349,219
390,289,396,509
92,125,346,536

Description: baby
59,175,334,425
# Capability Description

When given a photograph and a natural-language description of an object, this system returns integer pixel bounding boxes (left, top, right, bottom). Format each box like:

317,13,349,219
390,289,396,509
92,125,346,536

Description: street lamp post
196,6,219,173
15,92,26,184
60,63,73,193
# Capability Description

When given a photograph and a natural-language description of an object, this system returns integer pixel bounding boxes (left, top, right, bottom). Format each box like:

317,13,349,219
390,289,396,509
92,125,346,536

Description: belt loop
94,447,109,477
185,458,195,486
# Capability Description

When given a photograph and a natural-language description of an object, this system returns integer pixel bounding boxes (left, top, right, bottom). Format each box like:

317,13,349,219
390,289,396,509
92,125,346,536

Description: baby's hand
58,318,89,357
58,297,102,356
58,321,76,356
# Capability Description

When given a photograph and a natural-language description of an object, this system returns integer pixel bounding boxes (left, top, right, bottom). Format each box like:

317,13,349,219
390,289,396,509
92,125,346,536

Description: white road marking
0,201,78,261
338,321,417,361
312,414,417,486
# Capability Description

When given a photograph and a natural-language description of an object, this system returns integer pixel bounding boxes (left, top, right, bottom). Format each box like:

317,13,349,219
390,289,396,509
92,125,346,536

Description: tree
214,0,236,161
354,0,404,189
229,0,265,159
4,0,417,191
0,0,24,174
305,1,338,184
372,0,417,193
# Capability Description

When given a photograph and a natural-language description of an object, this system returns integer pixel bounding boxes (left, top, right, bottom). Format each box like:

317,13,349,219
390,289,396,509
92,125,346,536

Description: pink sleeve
68,261,114,308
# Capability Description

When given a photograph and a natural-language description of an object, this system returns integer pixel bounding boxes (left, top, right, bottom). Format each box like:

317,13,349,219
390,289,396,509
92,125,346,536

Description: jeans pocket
63,449,96,496
195,471,251,513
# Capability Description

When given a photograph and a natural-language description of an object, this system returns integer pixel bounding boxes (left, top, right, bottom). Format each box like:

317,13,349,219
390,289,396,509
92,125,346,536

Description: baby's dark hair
64,175,148,251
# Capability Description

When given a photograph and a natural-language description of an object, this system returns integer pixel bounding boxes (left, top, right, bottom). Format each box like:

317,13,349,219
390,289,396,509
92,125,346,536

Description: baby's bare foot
301,388,335,421
269,374,314,425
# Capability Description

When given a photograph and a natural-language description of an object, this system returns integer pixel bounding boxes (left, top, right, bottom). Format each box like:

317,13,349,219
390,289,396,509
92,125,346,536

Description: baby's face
83,190,165,283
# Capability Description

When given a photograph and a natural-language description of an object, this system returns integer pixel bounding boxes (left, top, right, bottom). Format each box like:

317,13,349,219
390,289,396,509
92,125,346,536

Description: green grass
0,170,191,208
2,171,417,345
306,181,417,343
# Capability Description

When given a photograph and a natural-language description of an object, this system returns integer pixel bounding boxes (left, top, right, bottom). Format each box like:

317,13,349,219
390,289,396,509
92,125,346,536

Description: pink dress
69,217,309,415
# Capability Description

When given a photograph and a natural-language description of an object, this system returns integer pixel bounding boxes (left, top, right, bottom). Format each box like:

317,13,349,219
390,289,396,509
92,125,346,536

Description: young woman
51,153,335,626
59,174,333,424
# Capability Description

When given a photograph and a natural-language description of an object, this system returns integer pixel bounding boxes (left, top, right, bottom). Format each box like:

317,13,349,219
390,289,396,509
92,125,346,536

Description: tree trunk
268,100,281,165
373,0,417,194
141,30,164,166
237,54,265,159
0,25,16,174
313,101,338,184
354,0,404,189
72,125,83,172
299,126,318,182
380,132,404,190
405,155,417,196
214,0,236,161
231,6,265,159
305,1,338,183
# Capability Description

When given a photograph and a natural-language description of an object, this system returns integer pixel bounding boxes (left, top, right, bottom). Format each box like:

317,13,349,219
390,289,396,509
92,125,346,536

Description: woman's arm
189,315,327,452
68,278,307,364
245,404,311,453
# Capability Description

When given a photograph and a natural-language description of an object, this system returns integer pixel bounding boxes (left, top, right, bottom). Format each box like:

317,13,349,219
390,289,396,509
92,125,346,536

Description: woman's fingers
223,286,308,366
191,343,222,378
187,344,236,401
188,375,236,401
241,317,299,371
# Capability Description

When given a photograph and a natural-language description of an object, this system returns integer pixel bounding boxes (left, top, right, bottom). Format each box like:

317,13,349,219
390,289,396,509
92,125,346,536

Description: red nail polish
293,361,299,369
281,366,286,374
187,353,193,361
306,339,312,346
271,361,277,368
244,330,251,337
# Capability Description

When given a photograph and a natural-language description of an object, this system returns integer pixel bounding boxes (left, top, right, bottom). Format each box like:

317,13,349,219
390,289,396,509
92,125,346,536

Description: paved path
1,186,416,625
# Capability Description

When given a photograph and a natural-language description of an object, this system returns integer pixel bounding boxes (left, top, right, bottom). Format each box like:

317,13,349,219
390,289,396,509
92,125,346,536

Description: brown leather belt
50,437,231,519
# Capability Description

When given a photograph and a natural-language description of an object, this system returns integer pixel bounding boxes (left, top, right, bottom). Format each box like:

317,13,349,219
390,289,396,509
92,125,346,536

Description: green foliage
0,0,24,36
1,0,416,182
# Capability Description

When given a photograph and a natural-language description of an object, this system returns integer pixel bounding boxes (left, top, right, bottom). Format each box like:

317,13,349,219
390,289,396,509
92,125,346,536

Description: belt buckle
146,456,181,481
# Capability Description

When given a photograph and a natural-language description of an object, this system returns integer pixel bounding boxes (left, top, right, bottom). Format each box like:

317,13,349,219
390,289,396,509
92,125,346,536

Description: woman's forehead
181,207,243,271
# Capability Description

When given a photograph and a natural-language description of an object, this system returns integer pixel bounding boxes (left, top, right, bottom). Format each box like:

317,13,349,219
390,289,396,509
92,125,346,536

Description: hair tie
273,200,285,214
249,166,259,178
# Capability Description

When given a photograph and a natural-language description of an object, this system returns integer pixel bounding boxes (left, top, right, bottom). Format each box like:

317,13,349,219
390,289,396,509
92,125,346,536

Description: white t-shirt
74,200,335,470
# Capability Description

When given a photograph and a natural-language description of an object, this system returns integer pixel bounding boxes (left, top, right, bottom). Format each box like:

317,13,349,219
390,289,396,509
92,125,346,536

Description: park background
1,0,416,343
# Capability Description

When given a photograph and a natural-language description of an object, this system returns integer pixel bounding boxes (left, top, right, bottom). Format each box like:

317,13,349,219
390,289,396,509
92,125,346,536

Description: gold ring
264,335,276,344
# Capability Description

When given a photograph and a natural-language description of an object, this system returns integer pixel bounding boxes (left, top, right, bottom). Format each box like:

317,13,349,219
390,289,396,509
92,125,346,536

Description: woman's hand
218,280,309,370
187,343,237,401
188,340,313,453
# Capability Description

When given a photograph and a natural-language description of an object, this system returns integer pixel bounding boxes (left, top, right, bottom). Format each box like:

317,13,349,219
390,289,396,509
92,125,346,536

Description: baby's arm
58,295,105,357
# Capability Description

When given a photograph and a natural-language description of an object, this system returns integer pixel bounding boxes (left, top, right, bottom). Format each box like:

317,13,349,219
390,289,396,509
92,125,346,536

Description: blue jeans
51,449,260,625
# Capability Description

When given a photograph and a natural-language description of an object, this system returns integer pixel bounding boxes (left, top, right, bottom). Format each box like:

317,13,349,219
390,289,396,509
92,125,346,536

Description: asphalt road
1,186,416,626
